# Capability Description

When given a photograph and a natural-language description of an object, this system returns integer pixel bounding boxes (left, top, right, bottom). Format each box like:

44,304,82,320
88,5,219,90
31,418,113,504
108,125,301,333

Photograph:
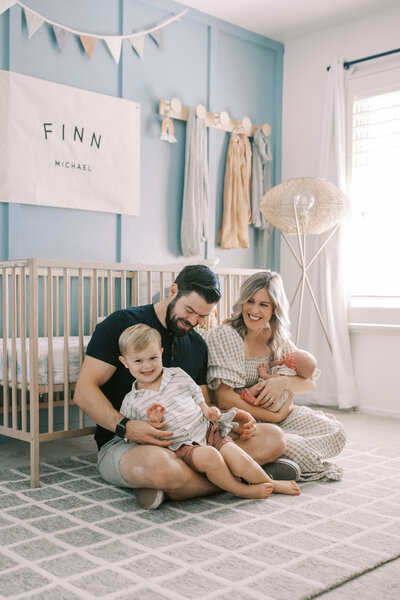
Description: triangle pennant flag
149,28,164,50
53,26,71,51
130,35,145,60
24,8,45,39
0,1,15,16
103,36,122,64
80,35,97,60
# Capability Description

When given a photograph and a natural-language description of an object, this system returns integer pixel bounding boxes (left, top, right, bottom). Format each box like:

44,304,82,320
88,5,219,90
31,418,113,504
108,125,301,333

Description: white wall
281,4,400,417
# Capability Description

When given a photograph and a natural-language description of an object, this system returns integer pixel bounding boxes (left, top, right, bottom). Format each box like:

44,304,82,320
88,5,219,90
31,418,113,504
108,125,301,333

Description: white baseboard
358,406,400,419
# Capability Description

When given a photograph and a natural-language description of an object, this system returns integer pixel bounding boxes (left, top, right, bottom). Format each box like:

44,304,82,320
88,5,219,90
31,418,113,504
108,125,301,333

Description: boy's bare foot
238,482,273,499
272,480,301,495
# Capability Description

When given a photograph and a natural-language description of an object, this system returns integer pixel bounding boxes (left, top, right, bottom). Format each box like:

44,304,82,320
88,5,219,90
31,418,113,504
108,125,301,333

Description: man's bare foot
238,482,273,499
272,480,301,495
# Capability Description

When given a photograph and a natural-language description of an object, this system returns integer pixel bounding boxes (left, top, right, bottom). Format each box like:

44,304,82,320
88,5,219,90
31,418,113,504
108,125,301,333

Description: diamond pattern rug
0,442,399,600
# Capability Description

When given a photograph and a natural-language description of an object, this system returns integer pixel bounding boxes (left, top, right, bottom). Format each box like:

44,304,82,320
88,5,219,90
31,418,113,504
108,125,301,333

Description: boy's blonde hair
118,324,162,355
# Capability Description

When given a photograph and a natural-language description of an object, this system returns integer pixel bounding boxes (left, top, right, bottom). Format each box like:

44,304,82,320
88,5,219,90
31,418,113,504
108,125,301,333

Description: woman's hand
232,408,257,440
256,376,293,409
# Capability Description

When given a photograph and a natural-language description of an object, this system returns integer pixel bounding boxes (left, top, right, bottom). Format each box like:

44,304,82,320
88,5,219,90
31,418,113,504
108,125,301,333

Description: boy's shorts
97,436,138,488
175,423,233,473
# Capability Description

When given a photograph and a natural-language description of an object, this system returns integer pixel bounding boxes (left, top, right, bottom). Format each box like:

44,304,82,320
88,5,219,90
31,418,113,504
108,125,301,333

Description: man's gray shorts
97,436,138,488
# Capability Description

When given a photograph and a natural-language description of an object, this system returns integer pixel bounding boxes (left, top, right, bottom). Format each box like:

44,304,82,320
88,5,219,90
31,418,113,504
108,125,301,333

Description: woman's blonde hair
225,270,291,358
119,324,161,356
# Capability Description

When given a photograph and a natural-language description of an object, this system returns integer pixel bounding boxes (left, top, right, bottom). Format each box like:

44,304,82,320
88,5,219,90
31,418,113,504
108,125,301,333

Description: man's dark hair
174,265,221,304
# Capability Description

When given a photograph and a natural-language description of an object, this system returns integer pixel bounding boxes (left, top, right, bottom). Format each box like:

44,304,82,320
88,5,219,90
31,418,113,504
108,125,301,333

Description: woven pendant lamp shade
260,177,349,234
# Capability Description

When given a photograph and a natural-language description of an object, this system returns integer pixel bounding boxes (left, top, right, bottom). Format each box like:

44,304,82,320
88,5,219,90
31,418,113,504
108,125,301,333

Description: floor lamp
260,177,349,352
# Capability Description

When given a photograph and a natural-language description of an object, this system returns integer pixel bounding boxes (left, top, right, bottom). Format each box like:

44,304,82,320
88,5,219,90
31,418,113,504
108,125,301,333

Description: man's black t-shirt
85,304,208,450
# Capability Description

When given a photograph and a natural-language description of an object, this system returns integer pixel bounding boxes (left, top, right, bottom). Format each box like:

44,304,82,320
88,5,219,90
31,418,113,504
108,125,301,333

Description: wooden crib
0,258,257,487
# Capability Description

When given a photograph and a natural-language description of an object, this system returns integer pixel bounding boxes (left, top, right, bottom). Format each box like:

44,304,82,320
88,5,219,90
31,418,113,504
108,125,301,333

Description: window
346,65,400,298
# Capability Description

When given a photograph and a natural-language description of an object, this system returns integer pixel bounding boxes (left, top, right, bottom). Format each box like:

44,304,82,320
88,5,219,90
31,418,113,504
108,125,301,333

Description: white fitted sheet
0,336,90,385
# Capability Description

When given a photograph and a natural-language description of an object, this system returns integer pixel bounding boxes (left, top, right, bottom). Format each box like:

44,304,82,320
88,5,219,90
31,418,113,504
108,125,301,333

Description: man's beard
165,299,194,337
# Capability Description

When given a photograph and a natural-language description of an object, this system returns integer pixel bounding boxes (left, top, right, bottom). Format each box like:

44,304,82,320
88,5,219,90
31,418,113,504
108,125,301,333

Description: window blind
351,90,400,207
348,89,400,296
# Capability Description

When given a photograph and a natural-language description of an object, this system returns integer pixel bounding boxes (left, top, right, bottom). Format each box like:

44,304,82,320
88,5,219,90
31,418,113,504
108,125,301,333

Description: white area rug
0,442,399,600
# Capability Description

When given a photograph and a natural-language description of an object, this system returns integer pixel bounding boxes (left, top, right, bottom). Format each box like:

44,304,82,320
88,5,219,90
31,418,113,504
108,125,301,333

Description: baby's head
290,349,317,379
119,324,163,386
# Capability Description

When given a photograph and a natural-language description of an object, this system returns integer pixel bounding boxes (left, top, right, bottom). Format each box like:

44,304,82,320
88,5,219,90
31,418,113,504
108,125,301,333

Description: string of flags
0,1,189,63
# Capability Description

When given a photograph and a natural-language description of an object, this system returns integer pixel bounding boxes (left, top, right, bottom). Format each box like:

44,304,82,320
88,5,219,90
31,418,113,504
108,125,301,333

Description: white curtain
297,58,358,409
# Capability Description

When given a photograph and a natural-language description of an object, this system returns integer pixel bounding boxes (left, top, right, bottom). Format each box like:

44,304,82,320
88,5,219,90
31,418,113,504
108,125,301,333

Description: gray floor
1,408,400,598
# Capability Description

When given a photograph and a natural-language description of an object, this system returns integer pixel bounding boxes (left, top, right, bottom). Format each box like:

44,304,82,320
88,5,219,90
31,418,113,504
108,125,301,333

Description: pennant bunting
7,3,189,62
149,28,164,50
53,25,70,51
80,35,97,60
130,35,145,60
24,8,45,38
103,36,123,64
0,1,16,16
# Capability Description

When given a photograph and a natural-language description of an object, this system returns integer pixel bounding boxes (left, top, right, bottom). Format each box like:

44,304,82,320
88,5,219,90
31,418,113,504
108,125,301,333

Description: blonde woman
205,271,346,482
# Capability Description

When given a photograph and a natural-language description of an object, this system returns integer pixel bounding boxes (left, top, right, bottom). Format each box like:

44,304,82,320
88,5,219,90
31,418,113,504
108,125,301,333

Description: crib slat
132,271,139,306
159,272,164,301
77,268,85,430
99,276,105,318
92,269,99,332
11,268,18,429
121,270,127,308
107,269,113,314
54,276,60,337
1,267,9,428
42,275,47,337
78,268,84,365
225,275,232,319
63,268,70,430
146,271,152,304
28,259,40,488
47,267,54,433
20,267,28,432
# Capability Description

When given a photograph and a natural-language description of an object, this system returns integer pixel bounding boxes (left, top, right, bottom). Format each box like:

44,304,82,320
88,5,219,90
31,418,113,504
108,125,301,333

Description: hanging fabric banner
80,35,97,59
24,8,44,38
103,36,123,64
0,70,140,216
130,35,145,60
149,28,164,50
53,25,71,51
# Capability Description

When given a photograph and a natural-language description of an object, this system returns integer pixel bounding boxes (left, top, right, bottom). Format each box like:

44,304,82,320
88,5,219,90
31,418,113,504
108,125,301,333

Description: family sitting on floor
74,265,346,510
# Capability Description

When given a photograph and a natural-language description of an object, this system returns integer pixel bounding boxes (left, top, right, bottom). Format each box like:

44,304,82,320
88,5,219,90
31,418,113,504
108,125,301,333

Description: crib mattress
0,336,91,385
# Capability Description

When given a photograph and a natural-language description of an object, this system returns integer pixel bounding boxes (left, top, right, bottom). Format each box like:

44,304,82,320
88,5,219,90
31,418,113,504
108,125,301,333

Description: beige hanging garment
218,132,252,249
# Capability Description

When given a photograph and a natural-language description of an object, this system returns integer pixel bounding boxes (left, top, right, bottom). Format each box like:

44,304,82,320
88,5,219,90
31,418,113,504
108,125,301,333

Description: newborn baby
240,349,318,412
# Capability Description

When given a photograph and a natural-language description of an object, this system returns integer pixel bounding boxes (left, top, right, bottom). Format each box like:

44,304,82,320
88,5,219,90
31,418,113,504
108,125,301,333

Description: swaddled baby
240,349,319,412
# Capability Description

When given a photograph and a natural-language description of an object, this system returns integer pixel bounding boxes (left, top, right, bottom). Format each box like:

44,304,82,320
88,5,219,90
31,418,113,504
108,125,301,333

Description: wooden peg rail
159,97,271,138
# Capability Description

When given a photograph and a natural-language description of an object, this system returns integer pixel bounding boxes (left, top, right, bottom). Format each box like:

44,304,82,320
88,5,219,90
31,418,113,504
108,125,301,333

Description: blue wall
0,0,283,269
